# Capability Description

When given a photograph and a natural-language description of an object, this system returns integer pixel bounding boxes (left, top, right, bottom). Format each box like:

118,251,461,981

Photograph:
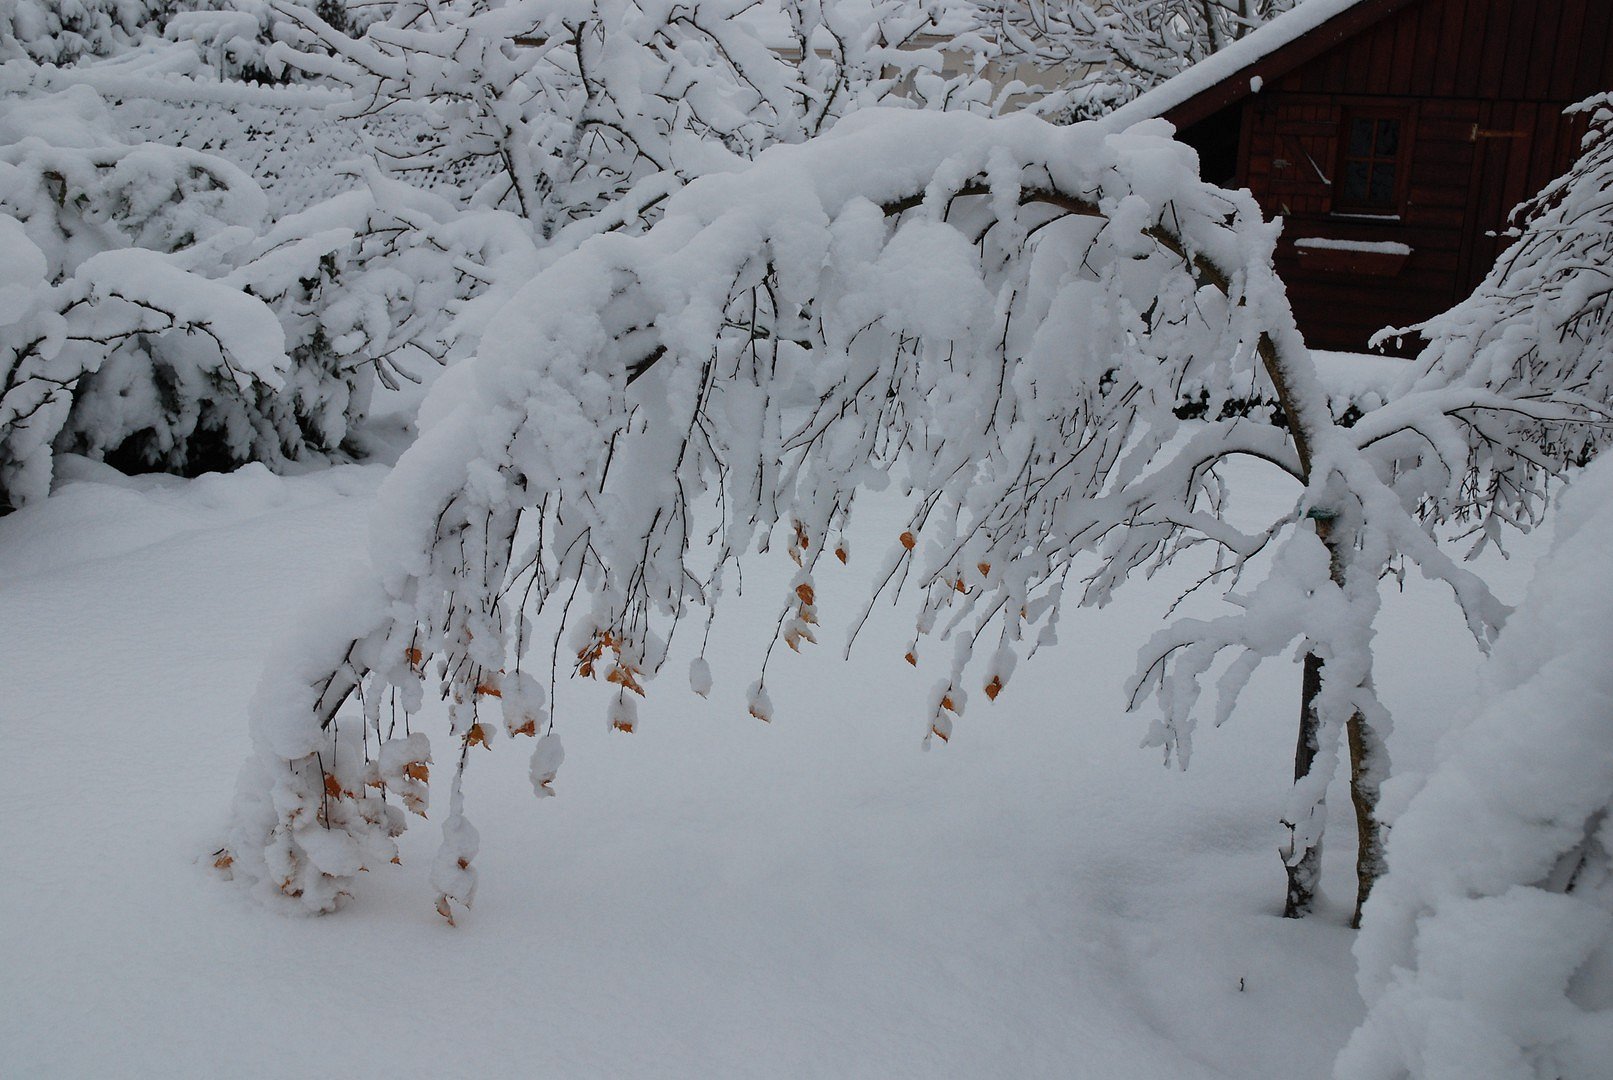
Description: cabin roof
1105,0,1418,130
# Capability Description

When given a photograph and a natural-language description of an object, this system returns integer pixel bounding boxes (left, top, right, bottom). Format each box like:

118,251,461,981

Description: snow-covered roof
1105,0,1408,130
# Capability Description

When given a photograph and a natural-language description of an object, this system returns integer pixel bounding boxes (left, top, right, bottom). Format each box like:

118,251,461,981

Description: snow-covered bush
1336,452,1613,1080
0,84,386,510
0,0,171,66
163,0,390,84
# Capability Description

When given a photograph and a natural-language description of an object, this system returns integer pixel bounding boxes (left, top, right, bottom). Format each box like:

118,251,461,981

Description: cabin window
1335,111,1407,214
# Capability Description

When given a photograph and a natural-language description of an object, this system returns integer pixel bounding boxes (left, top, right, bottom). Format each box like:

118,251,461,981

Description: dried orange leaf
835,546,848,564
795,583,815,606
606,666,645,695
953,578,967,593
390,855,402,866
323,772,343,799
930,724,950,743
512,719,537,737
212,850,233,871
977,562,991,577
466,723,490,748
404,762,429,783
984,675,1004,701
904,650,917,666
474,682,502,698
899,530,916,550
436,895,456,926
940,694,956,713
612,718,636,733
405,646,424,668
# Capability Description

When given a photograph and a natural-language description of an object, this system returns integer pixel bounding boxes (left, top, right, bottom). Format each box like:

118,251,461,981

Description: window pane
1349,117,1375,157
1369,163,1396,204
1343,161,1371,201
1376,119,1399,156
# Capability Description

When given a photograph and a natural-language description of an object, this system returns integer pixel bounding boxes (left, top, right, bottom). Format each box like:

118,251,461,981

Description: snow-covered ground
0,450,1543,1078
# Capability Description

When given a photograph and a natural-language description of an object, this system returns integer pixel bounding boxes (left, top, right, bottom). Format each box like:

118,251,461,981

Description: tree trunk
1281,510,1390,923
1283,649,1326,917
1347,708,1386,928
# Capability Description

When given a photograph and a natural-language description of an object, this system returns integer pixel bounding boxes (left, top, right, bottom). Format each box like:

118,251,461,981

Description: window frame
1333,106,1413,218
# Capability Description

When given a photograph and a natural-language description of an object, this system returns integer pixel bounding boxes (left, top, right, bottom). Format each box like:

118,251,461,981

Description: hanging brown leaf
904,650,917,666
404,761,429,783
606,665,645,696
984,675,1004,701
899,531,916,550
795,583,815,606
977,562,991,577
466,723,491,748
930,724,950,743
435,895,456,926
474,682,502,698
835,546,848,564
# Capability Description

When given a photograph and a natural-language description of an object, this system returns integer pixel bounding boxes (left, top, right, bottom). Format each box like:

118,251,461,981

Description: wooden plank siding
1160,0,1613,351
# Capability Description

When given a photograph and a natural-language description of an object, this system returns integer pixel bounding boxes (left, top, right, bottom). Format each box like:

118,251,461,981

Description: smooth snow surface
0,455,1539,1077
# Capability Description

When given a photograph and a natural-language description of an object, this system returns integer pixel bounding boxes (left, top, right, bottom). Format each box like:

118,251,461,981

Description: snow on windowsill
1294,238,1412,255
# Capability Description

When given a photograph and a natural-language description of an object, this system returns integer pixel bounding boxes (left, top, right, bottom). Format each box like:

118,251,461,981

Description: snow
1106,0,1373,129
1295,238,1413,256
0,452,1537,1078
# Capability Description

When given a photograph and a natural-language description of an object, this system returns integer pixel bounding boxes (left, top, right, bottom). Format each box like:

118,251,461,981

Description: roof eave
1132,0,1423,130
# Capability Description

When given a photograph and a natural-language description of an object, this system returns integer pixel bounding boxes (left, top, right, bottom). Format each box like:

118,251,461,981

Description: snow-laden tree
973,0,1300,119
215,104,1613,927
1335,95,1613,1080
265,0,999,239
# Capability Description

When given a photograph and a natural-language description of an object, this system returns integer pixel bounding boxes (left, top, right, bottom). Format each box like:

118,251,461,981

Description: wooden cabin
1111,0,1613,353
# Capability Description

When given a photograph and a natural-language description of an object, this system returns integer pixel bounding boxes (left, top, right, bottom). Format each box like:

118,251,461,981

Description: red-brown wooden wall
1173,0,1613,352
